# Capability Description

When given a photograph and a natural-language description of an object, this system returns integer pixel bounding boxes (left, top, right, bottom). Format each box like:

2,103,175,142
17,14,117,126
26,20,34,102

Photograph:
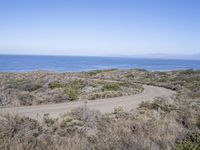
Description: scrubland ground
0,69,200,150
0,71,143,107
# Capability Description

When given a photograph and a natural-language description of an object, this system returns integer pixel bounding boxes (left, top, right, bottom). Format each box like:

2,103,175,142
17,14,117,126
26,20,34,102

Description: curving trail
0,85,175,119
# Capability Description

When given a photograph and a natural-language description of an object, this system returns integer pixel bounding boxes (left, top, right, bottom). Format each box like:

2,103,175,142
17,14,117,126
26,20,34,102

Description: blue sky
0,0,200,56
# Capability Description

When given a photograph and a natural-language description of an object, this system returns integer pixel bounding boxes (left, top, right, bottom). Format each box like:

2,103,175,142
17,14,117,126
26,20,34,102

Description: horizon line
0,53,200,61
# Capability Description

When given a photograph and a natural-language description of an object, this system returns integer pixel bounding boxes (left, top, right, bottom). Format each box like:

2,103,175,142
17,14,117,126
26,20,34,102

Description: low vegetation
176,132,200,150
7,79,43,92
48,80,85,101
101,82,121,91
85,68,119,76
0,93,200,150
0,69,200,149
48,81,63,89
0,72,143,106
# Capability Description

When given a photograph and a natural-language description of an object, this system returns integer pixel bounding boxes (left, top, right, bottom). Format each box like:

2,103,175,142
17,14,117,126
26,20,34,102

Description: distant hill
113,53,200,60
141,53,200,60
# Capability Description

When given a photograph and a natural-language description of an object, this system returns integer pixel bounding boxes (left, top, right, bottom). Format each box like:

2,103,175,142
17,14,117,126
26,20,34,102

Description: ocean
0,55,199,72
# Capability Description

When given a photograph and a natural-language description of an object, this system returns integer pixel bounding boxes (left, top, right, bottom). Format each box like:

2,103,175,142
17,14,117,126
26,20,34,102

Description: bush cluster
101,83,121,91
176,133,200,150
48,81,63,89
1,92,200,150
7,79,43,92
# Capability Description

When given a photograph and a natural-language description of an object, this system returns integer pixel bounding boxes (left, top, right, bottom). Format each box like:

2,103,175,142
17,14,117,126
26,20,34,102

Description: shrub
18,92,35,106
0,135,7,150
197,117,200,129
43,113,49,117
176,133,200,150
0,115,57,150
179,69,195,75
125,73,134,78
112,106,129,118
113,106,124,114
101,83,121,91
7,79,43,92
43,115,55,127
64,80,85,101
89,91,123,100
134,68,148,72
87,69,118,76
65,87,80,101
89,93,102,100
72,80,85,89
139,97,176,112
48,81,63,89
87,70,103,76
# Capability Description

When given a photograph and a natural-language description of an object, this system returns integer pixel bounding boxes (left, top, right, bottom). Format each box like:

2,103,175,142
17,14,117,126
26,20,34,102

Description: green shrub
102,83,121,91
65,87,79,101
43,113,49,117
87,68,118,76
197,117,200,129
48,82,63,89
125,73,134,78
176,133,200,150
114,106,124,114
87,70,103,76
48,80,84,101
72,80,85,89
7,79,43,92
179,69,195,75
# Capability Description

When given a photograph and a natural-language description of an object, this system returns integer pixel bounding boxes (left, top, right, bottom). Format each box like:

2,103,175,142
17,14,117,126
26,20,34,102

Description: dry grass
0,69,200,150
1,94,200,150
0,72,143,106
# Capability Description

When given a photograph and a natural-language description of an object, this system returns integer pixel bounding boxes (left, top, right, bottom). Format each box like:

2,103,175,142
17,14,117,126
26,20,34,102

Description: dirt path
0,85,175,119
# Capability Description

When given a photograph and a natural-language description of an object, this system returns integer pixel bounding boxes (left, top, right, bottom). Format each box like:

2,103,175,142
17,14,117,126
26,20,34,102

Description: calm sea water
0,55,199,72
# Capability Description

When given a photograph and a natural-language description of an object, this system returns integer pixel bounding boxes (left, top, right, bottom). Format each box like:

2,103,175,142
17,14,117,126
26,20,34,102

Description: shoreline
0,68,199,74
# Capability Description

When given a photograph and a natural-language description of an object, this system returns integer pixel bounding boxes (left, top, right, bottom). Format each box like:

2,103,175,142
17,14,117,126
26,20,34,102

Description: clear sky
0,0,200,56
